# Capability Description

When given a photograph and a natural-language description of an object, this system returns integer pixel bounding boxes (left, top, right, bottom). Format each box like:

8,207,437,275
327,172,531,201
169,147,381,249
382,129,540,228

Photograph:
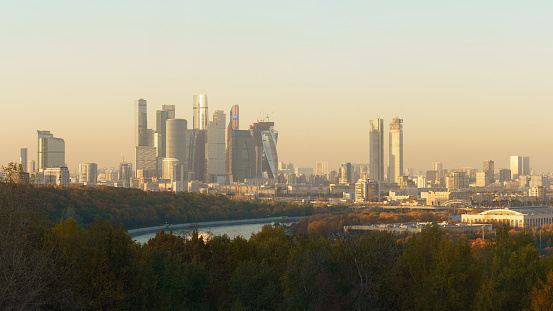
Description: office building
369,118,384,182
227,130,254,182
483,160,494,183
499,169,511,183
446,171,469,190
156,110,169,157
193,94,208,130
166,119,188,164
78,163,98,185
162,104,175,119
355,178,380,202
388,117,403,184
20,148,27,172
250,121,278,179
135,146,157,178
432,162,443,171
162,158,180,180
206,110,226,182
339,163,353,185
135,99,148,147
523,156,530,176
37,130,65,171
315,161,329,177
226,105,240,177
510,156,523,179
476,172,490,187
27,160,35,174
119,158,132,187
43,167,69,187
186,129,206,181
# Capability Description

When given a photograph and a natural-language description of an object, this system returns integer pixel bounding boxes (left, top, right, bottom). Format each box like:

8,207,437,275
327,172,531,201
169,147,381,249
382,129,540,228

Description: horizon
2,1,552,173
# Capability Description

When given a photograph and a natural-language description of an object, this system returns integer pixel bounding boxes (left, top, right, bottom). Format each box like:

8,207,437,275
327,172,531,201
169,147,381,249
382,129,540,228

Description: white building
44,167,69,187
462,206,553,228
78,163,98,185
388,117,403,184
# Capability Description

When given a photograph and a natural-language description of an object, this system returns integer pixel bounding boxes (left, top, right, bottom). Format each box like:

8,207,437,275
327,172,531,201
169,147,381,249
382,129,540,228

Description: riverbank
127,216,304,238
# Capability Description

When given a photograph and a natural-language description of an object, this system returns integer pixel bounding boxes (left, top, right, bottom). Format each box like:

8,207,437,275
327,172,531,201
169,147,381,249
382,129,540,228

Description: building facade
388,117,403,184
78,163,98,185
369,118,384,182
193,94,208,130
37,130,65,171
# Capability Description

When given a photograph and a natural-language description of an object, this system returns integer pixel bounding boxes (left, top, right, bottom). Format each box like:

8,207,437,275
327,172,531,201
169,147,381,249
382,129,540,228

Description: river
129,216,303,244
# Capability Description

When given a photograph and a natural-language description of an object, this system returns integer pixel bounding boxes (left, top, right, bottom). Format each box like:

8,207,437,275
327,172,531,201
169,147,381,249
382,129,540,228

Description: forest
3,181,553,310
0,182,324,229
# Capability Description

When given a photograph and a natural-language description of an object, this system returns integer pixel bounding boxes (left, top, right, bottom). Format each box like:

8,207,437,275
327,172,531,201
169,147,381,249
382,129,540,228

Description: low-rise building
462,206,553,228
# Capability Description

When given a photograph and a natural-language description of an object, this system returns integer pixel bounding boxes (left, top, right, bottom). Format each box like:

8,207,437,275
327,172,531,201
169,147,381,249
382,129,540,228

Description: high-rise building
119,156,132,187
250,121,278,179
226,105,240,177
37,130,65,171
432,162,443,171
156,110,169,158
20,148,27,172
186,129,206,181
135,99,148,146
483,160,494,183
510,156,522,179
206,110,226,182
355,179,380,202
27,160,35,174
43,167,69,187
339,162,353,185
193,94,208,130
162,104,175,119
227,130,254,182
388,117,403,184
315,161,329,177
229,105,239,130
446,171,469,190
78,163,98,185
135,146,157,178
369,118,384,182
522,156,530,176
166,119,188,164
499,169,511,183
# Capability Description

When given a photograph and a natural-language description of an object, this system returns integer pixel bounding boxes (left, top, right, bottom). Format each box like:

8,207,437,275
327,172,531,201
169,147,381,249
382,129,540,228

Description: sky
1,1,552,174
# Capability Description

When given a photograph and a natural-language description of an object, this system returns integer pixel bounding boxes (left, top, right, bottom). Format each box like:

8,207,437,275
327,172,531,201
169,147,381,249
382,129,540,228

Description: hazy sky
2,1,552,174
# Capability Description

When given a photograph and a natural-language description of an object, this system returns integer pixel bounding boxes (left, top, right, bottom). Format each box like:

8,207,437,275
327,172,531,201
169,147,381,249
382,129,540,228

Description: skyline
2,1,553,172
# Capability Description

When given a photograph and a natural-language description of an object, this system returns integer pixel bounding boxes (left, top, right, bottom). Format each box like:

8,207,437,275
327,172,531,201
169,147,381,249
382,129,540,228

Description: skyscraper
339,162,353,184
369,118,384,182
20,148,27,172
193,94,208,130
388,117,403,184
315,161,329,177
156,110,169,158
206,110,226,182
226,105,240,176
162,104,175,119
484,160,494,183
250,121,278,179
135,99,148,146
522,156,530,175
37,130,65,171
510,156,522,179
78,163,98,185
166,119,188,164
228,130,254,182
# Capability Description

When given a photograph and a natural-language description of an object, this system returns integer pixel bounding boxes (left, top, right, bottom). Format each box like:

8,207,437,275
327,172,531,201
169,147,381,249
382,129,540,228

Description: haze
1,1,552,173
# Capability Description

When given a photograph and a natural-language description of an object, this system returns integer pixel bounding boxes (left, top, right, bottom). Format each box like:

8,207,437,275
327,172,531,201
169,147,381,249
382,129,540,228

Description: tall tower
250,121,278,179
193,94,208,130
229,105,239,130
510,156,522,179
522,156,530,175
166,119,188,164
226,105,239,175
388,117,403,184
206,110,226,182
162,105,175,119
37,130,65,171
135,99,148,146
20,148,28,172
369,118,384,182
483,160,494,183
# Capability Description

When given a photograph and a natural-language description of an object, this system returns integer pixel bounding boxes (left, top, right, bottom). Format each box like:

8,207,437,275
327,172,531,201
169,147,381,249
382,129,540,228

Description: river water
131,217,301,244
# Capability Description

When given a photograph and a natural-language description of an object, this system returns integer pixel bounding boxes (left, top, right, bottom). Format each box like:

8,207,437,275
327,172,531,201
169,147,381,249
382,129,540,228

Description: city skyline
2,1,553,172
